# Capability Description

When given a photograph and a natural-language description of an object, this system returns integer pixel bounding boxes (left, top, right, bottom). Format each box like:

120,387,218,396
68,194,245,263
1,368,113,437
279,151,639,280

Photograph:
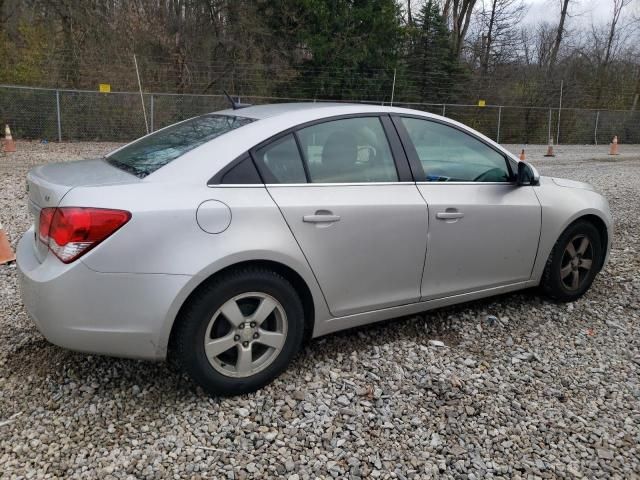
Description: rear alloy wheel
204,292,288,378
541,221,603,302
173,268,304,396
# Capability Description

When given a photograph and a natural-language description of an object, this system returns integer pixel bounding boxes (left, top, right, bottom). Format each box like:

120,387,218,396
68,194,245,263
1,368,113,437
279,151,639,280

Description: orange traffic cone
609,135,619,155
0,222,16,265
2,124,16,153
544,138,555,157
519,149,526,161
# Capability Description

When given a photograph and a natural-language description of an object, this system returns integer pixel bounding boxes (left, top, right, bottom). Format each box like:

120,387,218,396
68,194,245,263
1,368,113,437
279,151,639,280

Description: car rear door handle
303,212,341,223
436,211,464,220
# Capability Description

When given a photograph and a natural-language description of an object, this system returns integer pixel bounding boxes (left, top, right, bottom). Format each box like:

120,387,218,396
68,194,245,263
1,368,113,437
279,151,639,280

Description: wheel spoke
560,264,573,279
250,297,277,325
205,334,237,358
577,237,590,255
579,258,592,270
220,299,246,327
565,241,577,259
256,329,286,349
236,345,253,374
571,270,580,289
204,291,288,378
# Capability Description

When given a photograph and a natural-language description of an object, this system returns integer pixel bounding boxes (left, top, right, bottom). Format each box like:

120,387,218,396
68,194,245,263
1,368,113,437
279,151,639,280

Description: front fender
531,179,613,282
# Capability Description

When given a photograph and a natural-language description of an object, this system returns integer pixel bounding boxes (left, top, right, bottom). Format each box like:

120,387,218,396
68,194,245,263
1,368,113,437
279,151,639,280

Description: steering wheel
473,168,508,182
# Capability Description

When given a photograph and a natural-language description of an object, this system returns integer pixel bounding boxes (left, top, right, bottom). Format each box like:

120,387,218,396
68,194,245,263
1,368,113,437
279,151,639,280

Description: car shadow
4,288,545,401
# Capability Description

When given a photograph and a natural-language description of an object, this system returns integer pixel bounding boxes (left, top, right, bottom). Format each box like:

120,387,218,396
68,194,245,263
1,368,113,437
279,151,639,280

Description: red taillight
38,207,131,263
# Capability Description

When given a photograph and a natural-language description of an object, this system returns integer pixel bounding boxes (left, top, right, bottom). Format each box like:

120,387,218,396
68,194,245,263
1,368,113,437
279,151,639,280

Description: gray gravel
1,141,639,479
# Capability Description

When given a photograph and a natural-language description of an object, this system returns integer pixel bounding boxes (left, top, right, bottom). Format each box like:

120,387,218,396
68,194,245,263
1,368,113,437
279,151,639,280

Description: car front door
393,115,541,300
253,115,428,317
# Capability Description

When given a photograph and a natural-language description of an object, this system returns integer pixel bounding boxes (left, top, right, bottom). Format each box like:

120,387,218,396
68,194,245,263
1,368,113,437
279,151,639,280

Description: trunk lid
27,158,139,261
27,158,138,209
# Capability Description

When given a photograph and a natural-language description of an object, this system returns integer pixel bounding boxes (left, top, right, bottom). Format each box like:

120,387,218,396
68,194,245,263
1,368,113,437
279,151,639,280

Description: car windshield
106,114,255,177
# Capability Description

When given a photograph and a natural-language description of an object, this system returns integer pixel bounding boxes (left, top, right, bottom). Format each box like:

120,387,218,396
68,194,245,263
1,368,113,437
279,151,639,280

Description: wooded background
0,0,639,142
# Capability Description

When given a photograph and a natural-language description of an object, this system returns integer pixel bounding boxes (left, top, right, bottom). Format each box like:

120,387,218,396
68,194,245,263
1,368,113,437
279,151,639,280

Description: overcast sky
523,0,622,26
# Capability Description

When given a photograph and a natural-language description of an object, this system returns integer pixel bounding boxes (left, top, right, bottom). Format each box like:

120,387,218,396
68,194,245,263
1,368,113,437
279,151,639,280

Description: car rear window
106,114,255,178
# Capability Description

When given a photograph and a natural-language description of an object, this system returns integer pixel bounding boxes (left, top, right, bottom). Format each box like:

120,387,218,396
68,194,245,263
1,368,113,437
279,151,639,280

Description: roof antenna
223,90,252,110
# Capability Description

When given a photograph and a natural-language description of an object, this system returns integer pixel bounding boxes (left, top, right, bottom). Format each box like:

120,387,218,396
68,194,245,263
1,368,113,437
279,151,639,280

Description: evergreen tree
265,0,403,101
405,0,465,103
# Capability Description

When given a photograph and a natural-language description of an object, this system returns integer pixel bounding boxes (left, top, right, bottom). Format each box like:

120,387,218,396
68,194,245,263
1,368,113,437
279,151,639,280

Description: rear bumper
16,228,191,360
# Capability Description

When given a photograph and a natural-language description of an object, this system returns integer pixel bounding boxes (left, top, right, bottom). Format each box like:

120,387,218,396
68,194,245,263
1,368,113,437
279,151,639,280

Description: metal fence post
594,111,600,145
150,95,154,133
390,68,396,106
556,80,563,145
496,106,502,143
442,104,446,117
55,90,62,142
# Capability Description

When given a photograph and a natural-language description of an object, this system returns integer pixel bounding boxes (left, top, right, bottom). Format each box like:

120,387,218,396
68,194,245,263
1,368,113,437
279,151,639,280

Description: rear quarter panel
60,182,331,353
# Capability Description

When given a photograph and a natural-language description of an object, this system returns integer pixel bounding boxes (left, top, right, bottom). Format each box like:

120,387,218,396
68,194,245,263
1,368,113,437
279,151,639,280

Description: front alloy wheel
541,220,603,302
559,234,594,291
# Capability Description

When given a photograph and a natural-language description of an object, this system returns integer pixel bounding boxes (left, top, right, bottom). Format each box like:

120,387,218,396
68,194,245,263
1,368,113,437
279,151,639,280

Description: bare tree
443,0,479,58
602,0,633,67
535,22,557,67
477,0,527,73
586,0,635,106
548,0,572,71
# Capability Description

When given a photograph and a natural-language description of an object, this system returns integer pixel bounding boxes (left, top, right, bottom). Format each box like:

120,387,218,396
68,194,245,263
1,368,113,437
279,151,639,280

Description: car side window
296,117,398,183
400,117,512,182
218,155,263,184
253,134,307,184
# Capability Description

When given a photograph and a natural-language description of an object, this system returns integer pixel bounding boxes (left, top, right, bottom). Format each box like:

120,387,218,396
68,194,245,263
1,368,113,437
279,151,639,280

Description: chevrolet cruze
17,103,613,395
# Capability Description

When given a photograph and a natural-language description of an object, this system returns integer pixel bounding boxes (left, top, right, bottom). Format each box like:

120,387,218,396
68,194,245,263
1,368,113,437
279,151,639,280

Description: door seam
263,185,334,316
530,186,545,280
415,183,431,300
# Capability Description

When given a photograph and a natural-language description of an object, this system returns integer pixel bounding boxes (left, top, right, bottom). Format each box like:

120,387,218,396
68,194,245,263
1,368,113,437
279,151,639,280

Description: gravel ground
1,141,639,479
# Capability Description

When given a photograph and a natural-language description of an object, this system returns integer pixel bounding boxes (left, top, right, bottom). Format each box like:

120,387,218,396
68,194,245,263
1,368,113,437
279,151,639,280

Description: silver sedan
17,103,613,395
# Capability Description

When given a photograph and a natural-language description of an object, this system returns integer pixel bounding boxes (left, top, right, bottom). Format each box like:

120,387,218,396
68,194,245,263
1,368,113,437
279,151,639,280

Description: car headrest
321,131,359,179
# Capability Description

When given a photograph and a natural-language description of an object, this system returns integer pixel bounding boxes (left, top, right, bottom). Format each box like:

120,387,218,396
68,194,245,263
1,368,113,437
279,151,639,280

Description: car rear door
254,115,428,317
392,115,541,300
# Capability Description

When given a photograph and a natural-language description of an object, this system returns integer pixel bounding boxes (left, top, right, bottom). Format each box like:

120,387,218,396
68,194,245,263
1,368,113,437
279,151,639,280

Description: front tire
172,268,305,396
541,220,603,302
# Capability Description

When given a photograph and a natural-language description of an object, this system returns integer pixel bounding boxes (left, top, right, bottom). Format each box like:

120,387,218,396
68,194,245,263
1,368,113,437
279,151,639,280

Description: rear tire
172,267,305,396
540,220,602,302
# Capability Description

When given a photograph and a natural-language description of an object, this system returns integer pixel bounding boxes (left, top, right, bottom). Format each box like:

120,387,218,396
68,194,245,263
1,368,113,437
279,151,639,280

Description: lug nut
253,332,259,339
242,341,249,347
238,323,245,329
234,335,240,341
250,322,256,328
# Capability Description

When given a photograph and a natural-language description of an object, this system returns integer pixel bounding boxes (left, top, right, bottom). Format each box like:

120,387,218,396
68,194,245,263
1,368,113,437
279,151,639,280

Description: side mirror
517,161,540,186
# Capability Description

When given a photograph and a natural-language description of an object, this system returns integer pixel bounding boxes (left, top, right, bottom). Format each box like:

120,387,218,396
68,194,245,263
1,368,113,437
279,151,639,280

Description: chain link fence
1,84,639,144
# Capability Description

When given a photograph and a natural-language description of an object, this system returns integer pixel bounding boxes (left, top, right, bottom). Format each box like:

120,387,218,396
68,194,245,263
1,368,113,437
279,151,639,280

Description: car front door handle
303,212,341,223
436,211,464,220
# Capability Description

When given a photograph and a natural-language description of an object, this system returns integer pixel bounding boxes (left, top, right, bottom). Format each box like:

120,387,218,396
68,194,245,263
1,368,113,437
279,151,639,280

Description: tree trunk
548,0,570,71
481,0,497,74
595,0,629,107
450,0,478,59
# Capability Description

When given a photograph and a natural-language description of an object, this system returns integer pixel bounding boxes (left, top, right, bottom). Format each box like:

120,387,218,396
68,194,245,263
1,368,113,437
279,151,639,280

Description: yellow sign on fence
478,99,486,107
99,83,111,93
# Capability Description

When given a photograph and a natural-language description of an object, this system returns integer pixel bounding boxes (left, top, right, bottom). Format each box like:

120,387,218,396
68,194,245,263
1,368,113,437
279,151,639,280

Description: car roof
148,102,520,183
216,102,400,120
